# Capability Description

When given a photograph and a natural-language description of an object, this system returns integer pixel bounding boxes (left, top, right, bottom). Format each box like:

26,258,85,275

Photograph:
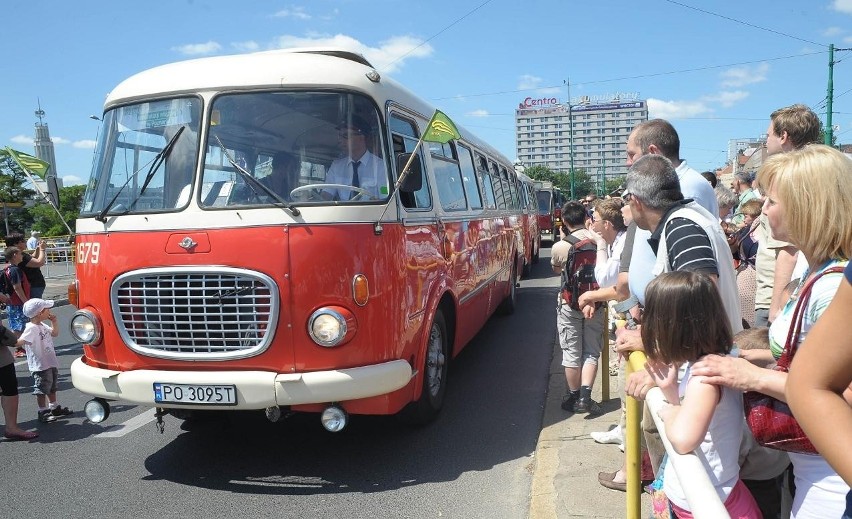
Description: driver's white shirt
324,150,386,200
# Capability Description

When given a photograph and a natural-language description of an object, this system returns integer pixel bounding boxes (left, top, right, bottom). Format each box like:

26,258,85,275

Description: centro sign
519,97,559,109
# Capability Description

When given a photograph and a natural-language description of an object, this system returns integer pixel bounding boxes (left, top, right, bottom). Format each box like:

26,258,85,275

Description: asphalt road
1,255,560,519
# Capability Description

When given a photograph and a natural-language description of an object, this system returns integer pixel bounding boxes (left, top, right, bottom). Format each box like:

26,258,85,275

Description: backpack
560,234,600,311
3,265,29,306
0,266,12,298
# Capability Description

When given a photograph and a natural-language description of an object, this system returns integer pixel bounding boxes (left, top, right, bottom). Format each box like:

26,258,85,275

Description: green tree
524,165,597,200
0,156,38,235
604,176,626,196
27,184,85,236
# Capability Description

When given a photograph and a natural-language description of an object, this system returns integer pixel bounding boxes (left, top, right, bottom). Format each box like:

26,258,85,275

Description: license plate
153,383,237,405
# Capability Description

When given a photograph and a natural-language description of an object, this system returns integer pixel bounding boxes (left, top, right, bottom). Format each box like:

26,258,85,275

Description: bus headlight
70,309,102,345
308,307,356,347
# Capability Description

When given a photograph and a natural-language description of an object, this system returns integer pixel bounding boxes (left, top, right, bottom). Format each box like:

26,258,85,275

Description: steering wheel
290,183,372,201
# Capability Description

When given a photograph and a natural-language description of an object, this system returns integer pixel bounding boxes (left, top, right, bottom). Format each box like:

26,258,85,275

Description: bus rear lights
84,398,111,423
320,405,348,432
308,307,356,347
352,274,369,306
70,309,102,345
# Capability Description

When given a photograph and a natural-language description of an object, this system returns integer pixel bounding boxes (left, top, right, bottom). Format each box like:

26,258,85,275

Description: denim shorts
7,305,28,332
32,367,58,395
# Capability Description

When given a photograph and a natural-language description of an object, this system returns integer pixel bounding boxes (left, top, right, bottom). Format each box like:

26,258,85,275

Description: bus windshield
81,92,392,216
81,97,202,216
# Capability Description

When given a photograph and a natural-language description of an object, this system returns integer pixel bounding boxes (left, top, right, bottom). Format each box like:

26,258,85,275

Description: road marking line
94,408,156,438
14,343,82,367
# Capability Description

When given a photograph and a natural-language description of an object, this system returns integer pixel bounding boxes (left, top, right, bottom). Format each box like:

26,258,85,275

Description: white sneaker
590,425,623,445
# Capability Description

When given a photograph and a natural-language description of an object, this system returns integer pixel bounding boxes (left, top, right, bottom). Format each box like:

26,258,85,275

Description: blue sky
3,0,852,187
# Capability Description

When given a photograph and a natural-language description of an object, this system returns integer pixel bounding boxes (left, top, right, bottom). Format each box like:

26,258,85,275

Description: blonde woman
691,144,852,518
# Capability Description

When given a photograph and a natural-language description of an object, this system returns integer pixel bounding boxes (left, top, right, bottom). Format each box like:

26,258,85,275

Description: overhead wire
661,0,827,47
380,0,496,72
432,51,826,101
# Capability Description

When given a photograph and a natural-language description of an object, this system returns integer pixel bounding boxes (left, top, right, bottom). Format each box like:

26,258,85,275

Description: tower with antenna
33,99,58,177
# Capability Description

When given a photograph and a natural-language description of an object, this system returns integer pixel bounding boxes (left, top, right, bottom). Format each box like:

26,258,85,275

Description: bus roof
104,47,512,166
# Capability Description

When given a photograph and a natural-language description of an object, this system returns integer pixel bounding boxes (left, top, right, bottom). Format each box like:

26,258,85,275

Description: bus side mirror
396,153,423,193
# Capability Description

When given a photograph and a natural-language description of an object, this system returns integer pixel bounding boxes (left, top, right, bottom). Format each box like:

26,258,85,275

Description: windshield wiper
95,126,186,223
213,136,300,217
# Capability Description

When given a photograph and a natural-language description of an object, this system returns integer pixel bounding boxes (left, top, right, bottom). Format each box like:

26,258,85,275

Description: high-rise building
515,93,648,189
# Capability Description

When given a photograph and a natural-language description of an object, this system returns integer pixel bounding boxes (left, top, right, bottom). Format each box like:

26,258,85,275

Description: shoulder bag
743,265,844,454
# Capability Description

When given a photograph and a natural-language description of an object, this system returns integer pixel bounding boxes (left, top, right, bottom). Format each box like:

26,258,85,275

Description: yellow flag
2,147,51,179
423,110,461,144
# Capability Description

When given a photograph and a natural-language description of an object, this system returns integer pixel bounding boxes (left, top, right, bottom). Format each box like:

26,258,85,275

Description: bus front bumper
71,357,413,410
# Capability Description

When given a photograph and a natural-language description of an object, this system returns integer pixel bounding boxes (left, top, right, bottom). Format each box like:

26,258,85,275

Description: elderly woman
691,144,852,518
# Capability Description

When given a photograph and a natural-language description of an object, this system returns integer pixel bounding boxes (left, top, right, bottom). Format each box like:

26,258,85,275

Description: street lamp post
565,79,575,199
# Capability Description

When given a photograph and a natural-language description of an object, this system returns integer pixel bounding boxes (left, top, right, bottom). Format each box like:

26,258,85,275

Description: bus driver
322,115,386,200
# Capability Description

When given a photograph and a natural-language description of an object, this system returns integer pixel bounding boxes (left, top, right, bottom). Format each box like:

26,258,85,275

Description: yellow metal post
625,350,648,519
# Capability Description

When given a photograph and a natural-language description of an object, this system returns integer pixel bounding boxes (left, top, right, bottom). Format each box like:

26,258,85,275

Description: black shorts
0,362,19,397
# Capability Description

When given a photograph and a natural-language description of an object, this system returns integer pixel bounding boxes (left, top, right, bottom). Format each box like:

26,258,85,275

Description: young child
642,271,762,518
17,298,72,423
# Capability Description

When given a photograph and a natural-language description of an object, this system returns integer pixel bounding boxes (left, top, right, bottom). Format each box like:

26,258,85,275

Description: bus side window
476,154,496,209
432,148,466,211
389,113,431,209
490,160,506,209
457,143,482,210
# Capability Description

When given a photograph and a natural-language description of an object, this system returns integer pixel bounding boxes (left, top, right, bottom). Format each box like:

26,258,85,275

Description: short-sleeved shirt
19,252,46,288
647,201,718,276
324,150,386,200
754,214,793,309
19,321,58,372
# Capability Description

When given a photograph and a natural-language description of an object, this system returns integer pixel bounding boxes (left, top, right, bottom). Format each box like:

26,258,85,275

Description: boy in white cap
16,298,72,422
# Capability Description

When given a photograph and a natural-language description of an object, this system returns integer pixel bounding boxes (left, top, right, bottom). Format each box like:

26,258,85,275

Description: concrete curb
528,339,650,518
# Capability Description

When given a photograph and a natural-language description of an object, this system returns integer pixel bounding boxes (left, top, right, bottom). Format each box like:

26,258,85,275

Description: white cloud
647,98,711,119
823,26,844,37
232,41,260,53
52,136,70,145
270,34,432,73
518,74,543,90
831,0,852,14
10,135,34,145
517,74,561,95
273,7,311,20
73,140,97,149
702,91,750,108
720,63,769,88
171,41,222,56
466,109,489,117
62,175,84,186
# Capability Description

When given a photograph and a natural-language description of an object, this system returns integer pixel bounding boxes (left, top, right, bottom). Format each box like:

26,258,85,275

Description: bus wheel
399,310,449,425
497,266,517,315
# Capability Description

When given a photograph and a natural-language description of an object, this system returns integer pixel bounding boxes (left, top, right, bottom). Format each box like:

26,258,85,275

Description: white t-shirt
20,321,58,372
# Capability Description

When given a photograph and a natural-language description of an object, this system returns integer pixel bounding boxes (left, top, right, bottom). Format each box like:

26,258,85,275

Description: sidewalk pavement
41,270,74,306
529,339,651,518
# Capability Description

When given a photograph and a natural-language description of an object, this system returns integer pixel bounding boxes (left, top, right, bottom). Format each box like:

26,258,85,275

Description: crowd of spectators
550,105,850,517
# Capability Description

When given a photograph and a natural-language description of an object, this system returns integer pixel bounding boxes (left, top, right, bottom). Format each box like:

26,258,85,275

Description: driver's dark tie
350,160,361,200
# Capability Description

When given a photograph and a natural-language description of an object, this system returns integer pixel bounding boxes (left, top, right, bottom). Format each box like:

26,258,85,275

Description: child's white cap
23,298,54,318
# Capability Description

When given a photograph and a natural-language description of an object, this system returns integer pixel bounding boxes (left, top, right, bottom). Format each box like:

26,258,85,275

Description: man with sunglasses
323,115,387,201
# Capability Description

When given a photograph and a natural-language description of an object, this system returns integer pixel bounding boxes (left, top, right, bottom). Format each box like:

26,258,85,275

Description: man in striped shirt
624,154,741,333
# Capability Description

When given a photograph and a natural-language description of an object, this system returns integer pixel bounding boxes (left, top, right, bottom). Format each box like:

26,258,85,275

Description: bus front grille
111,267,279,360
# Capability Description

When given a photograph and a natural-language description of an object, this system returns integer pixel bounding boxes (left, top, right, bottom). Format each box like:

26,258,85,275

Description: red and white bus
69,48,530,431
534,181,566,244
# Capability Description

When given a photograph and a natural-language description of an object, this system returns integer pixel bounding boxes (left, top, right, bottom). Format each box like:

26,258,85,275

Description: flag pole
21,169,74,236
374,137,425,234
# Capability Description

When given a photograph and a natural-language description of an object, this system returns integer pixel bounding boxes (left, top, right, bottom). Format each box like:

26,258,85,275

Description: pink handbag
743,265,844,454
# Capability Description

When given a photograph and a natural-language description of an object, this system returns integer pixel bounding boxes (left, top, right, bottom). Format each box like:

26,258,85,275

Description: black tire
398,310,449,424
497,265,517,316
